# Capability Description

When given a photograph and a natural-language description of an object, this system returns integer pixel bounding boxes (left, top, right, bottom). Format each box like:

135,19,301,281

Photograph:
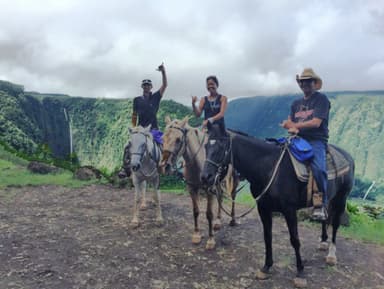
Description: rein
165,126,206,173
130,131,159,178
209,134,289,219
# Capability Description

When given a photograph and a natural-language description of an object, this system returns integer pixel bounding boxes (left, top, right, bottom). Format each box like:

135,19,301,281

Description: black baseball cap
142,79,152,85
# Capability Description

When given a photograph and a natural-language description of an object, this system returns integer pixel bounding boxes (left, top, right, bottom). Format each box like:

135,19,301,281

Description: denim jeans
308,140,328,205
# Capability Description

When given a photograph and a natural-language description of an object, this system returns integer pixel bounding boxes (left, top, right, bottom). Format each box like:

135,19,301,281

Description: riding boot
118,144,131,178
312,192,328,221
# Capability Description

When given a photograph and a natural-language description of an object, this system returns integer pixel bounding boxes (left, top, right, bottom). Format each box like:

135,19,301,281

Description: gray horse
129,125,163,227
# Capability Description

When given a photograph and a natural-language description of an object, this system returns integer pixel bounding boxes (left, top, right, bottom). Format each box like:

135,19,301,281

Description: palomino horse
201,123,354,285
162,116,239,250
129,125,163,227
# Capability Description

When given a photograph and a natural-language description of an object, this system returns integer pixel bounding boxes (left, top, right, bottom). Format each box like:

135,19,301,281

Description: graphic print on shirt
294,104,314,122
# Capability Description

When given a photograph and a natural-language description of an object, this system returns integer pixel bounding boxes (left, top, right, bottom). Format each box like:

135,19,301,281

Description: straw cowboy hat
296,68,322,90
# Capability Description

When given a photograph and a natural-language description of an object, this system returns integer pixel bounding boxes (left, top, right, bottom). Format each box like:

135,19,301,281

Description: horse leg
282,210,307,288
139,180,147,210
319,221,329,251
190,190,202,244
326,200,345,266
131,176,141,228
213,194,222,231
152,175,163,225
256,205,273,280
205,193,216,250
229,188,238,226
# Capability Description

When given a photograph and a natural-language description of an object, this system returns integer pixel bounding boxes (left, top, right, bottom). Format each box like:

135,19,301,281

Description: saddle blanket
289,144,350,182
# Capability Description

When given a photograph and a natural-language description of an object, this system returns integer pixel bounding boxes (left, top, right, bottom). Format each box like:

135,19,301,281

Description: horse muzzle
201,172,215,187
131,163,141,172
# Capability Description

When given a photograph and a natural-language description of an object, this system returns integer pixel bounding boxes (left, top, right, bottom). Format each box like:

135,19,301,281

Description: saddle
151,141,162,165
288,144,351,207
288,144,351,182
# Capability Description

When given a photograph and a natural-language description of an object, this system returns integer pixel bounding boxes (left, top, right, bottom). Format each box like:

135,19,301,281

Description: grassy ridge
0,145,99,189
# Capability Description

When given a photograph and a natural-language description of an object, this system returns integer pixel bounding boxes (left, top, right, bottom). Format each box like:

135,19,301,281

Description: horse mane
131,126,153,139
227,128,250,137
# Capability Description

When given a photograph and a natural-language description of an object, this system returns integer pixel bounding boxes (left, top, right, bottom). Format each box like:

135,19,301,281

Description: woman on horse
191,75,228,131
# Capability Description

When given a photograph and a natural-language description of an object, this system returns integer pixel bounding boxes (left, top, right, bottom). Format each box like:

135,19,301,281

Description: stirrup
311,206,328,221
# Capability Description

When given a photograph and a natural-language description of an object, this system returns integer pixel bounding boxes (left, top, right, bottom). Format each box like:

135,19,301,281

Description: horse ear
165,115,171,125
180,116,189,127
145,124,151,131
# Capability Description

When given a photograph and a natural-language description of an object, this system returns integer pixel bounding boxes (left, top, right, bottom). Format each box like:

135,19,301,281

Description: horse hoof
205,238,216,250
213,223,221,231
155,217,164,226
293,277,307,288
131,220,139,228
229,219,240,226
255,269,270,280
192,233,202,244
318,242,329,251
326,256,337,266
139,204,147,211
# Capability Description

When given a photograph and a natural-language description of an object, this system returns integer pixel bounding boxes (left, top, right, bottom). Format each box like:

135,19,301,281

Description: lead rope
139,136,159,178
214,139,288,219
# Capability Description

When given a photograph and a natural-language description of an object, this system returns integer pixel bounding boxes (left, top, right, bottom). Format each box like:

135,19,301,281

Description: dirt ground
0,184,383,289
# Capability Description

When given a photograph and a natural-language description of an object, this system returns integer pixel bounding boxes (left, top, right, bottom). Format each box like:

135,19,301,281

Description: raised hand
157,62,165,72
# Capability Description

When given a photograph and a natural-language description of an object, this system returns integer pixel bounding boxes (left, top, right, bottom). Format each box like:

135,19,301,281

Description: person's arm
132,98,138,127
158,63,167,97
282,115,322,131
192,96,205,117
131,112,137,127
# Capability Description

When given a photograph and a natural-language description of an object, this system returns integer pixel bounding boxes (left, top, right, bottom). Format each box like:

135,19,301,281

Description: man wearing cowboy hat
118,63,168,178
281,68,331,221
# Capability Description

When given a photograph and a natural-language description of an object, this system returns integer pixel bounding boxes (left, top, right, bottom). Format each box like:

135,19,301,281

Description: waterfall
63,108,73,155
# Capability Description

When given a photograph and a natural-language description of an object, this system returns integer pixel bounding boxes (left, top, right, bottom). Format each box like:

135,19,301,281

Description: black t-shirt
133,90,162,129
290,91,330,142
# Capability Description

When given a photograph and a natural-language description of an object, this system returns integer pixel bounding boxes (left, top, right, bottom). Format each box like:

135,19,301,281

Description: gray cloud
0,0,383,103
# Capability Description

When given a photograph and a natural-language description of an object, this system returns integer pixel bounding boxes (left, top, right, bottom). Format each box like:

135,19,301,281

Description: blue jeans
308,140,328,205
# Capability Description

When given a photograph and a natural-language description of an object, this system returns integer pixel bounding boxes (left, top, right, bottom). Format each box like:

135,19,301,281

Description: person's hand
202,119,209,127
280,116,294,129
288,127,299,135
157,62,165,72
191,96,198,104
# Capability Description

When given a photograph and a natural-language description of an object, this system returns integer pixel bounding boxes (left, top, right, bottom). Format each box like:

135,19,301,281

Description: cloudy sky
0,0,383,103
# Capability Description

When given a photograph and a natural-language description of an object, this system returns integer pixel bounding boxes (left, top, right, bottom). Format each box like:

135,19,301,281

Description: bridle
204,135,232,186
163,125,206,171
163,125,188,170
130,131,151,163
130,131,159,178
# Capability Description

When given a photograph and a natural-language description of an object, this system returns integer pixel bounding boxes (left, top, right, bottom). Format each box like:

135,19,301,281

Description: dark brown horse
201,123,354,285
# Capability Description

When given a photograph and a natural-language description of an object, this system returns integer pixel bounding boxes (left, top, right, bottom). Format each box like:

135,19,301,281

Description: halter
164,125,206,172
204,135,232,185
130,130,158,177
163,125,188,168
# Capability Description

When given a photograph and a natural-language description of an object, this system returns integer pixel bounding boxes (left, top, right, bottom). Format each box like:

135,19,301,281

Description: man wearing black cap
119,63,167,178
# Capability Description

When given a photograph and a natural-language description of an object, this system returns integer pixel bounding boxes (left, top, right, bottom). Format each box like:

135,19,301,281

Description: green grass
0,146,102,189
340,213,384,245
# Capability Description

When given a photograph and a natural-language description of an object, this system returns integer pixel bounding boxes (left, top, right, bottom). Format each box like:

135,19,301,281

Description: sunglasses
299,79,315,84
